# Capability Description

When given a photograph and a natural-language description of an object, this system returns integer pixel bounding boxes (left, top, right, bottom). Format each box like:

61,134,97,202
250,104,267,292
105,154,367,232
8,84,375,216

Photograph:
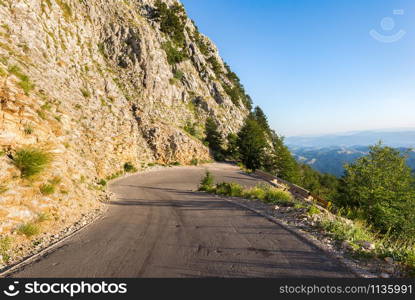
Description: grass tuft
8,65,35,95
12,148,52,178
0,236,12,263
39,183,55,195
17,222,40,237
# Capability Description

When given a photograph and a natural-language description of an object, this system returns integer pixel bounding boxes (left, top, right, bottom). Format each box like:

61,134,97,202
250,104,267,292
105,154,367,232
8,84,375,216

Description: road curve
11,163,354,278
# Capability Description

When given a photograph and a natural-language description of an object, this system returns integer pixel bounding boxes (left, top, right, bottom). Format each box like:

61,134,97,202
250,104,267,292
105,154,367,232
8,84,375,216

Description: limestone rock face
0,0,248,247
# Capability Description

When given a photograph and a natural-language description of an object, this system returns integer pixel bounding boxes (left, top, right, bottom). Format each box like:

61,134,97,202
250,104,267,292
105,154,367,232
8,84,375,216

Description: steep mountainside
0,0,249,263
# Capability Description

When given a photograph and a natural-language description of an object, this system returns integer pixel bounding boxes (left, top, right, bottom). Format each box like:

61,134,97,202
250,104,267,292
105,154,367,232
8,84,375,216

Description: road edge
0,205,108,278
218,195,377,278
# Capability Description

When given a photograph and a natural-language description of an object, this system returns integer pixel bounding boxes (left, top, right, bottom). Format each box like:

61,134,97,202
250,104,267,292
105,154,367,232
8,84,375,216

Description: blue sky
181,0,415,137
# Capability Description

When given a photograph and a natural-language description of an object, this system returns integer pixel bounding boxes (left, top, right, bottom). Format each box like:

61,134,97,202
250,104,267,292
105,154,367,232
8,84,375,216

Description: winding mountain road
11,163,354,278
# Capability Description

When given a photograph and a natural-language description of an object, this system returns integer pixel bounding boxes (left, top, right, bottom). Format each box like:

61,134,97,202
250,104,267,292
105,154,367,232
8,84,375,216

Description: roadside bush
215,182,244,197
308,205,321,216
263,188,293,206
124,162,137,173
98,179,107,186
318,217,374,247
199,171,214,192
12,148,52,178
244,185,267,201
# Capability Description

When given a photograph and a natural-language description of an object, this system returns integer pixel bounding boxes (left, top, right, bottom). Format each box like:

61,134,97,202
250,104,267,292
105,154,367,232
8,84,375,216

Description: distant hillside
290,146,415,177
286,130,415,148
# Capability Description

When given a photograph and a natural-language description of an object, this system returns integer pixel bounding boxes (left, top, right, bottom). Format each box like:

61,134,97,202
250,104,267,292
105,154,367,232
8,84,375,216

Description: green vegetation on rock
12,148,52,178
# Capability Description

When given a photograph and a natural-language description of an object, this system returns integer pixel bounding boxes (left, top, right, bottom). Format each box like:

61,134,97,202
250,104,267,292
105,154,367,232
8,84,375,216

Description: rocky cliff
0,0,249,265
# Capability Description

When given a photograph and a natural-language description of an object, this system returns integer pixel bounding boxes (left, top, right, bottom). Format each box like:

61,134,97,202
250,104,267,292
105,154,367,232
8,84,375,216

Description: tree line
204,107,415,239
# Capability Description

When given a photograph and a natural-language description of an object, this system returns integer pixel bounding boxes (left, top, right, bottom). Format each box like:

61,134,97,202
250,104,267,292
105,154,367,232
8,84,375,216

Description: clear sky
181,0,415,137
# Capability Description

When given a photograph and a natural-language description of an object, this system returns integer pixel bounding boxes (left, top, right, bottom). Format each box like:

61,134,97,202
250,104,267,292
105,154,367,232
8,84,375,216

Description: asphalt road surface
11,163,354,278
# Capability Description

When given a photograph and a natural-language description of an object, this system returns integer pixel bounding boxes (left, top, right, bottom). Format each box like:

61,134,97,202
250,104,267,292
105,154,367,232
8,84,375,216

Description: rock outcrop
0,0,249,264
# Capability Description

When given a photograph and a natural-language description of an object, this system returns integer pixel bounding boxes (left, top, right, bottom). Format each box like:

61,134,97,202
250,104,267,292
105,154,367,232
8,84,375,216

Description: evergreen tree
269,131,300,183
253,106,271,134
237,117,268,170
225,133,239,160
205,117,224,160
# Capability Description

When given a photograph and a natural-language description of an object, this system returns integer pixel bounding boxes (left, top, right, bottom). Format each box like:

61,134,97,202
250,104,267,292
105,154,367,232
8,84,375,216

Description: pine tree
237,117,268,170
269,131,300,183
205,117,224,160
253,106,270,134
225,133,239,160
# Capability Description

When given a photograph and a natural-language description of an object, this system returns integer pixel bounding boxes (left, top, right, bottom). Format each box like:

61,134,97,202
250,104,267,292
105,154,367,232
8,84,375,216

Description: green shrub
173,69,184,81
264,188,293,206
17,222,40,237
308,205,321,216
124,162,137,173
12,148,52,178
194,29,210,56
340,143,415,238
319,217,374,247
153,0,186,46
40,184,55,195
162,42,187,65
199,171,214,191
214,182,244,197
98,179,107,186
207,56,223,77
244,185,267,200
184,121,197,137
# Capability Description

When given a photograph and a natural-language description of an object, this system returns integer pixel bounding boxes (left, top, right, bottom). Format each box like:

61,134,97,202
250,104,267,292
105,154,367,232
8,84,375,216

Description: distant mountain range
286,130,415,177
286,130,415,148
